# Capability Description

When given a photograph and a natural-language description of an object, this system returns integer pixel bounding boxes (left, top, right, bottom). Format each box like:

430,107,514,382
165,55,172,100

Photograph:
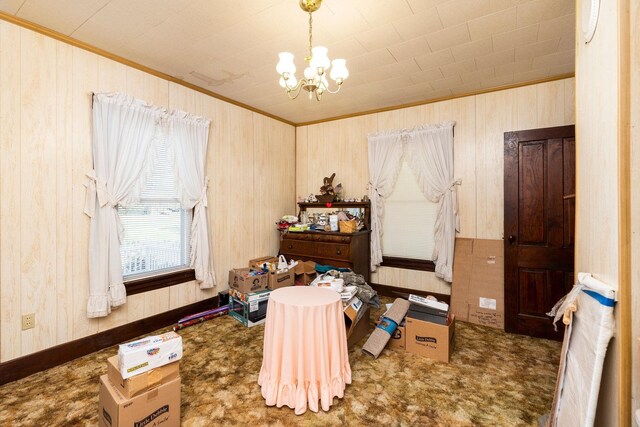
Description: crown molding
296,73,575,127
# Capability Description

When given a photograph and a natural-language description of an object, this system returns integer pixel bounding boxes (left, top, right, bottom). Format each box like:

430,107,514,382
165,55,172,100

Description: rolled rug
362,298,410,359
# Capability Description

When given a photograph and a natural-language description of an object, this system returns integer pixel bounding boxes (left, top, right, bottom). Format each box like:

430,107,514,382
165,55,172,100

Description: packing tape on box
362,298,410,359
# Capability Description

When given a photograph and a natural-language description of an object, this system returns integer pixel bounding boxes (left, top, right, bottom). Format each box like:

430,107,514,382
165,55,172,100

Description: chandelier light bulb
276,52,296,75
303,66,316,80
279,74,298,88
310,46,330,70
330,59,349,81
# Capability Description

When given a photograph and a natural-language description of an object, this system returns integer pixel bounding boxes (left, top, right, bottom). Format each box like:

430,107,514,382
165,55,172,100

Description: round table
258,286,352,415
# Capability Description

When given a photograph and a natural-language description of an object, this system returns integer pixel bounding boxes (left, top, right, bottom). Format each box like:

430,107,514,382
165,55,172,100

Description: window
381,160,438,271
118,140,192,285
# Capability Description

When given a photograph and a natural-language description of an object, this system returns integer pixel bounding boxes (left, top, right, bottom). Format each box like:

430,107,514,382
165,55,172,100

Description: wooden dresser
279,202,371,283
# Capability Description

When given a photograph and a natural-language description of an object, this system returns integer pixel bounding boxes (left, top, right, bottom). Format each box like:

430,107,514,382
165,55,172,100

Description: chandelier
276,0,349,101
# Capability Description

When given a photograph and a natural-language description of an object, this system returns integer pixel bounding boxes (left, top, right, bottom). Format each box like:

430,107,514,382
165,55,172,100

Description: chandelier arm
285,80,306,100
318,80,343,95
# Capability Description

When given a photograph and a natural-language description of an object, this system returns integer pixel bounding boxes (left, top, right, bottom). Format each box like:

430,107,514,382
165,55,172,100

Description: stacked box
228,268,268,294
99,375,180,427
117,332,182,379
99,334,183,427
229,289,272,327
106,355,179,398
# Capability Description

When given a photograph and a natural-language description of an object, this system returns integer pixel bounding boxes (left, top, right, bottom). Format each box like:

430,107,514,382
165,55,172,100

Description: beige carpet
0,298,561,426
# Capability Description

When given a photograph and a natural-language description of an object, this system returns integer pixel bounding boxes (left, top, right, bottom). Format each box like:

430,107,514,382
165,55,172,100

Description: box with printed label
107,355,180,398
229,289,271,327
98,374,180,427
268,270,294,290
118,332,182,379
228,268,268,294
405,315,455,363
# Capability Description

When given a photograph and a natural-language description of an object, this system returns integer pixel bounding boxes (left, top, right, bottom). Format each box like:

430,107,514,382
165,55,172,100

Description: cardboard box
387,319,406,350
450,238,473,322
229,289,271,327
343,296,365,338
450,238,504,329
293,260,317,285
468,240,504,329
118,332,182,379
228,268,268,294
98,374,180,427
347,307,372,348
405,315,455,363
268,270,294,290
248,256,278,270
107,355,180,398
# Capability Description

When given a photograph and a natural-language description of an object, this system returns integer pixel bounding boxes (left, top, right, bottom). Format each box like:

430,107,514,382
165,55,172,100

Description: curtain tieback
83,170,118,218
449,179,462,232
195,177,209,208
447,179,462,191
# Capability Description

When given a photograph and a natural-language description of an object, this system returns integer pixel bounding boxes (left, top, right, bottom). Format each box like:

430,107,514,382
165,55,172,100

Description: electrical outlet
22,313,35,330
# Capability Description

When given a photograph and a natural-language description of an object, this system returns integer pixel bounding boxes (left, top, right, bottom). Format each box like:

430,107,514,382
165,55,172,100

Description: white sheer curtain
167,111,215,289
84,93,164,318
405,122,460,282
367,131,404,271
367,122,459,282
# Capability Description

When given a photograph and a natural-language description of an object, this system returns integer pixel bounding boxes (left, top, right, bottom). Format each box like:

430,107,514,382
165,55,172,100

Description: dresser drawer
281,240,350,260
285,233,352,244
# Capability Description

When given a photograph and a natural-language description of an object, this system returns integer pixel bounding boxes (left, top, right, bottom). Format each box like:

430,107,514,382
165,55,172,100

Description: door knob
508,235,516,243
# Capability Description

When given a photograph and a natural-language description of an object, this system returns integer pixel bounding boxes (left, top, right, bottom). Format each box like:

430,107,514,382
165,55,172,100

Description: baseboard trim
370,282,451,304
0,296,218,386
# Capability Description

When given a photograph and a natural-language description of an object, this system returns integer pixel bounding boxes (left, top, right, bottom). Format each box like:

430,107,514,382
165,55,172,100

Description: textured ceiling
0,0,575,124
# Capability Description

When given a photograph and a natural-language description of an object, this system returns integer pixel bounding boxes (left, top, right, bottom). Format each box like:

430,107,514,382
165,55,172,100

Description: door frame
503,124,575,337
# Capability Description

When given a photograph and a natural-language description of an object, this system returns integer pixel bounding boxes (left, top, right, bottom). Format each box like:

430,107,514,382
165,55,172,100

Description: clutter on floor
363,293,455,363
172,305,229,331
450,238,504,329
362,298,410,359
98,332,183,427
228,255,376,344
229,289,272,327
0,295,562,426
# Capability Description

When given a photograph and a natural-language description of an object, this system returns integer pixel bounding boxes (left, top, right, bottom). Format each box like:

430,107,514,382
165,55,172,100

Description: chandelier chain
308,11,313,62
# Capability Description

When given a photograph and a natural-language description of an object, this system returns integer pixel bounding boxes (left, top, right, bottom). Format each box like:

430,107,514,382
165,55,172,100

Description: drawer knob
336,249,342,255
288,244,293,249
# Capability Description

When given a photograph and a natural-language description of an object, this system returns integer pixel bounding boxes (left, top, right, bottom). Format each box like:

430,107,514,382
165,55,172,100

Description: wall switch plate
22,313,35,330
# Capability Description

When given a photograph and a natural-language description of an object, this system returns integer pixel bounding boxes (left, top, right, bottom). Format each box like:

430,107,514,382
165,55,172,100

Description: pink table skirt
258,287,352,415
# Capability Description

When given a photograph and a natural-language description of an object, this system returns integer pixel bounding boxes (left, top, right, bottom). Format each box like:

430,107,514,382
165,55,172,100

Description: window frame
124,268,196,296
380,256,435,272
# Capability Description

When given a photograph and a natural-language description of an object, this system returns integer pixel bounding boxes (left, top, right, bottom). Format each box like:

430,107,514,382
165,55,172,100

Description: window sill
380,256,435,272
124,269,196,296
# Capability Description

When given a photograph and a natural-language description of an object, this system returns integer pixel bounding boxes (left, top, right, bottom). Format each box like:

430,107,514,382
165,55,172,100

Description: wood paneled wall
296,78,575,294
575,0,626,424
0,21,295,362
631,0,639,416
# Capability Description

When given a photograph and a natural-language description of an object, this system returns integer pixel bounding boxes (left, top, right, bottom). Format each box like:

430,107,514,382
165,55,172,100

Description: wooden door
504,125,575,340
